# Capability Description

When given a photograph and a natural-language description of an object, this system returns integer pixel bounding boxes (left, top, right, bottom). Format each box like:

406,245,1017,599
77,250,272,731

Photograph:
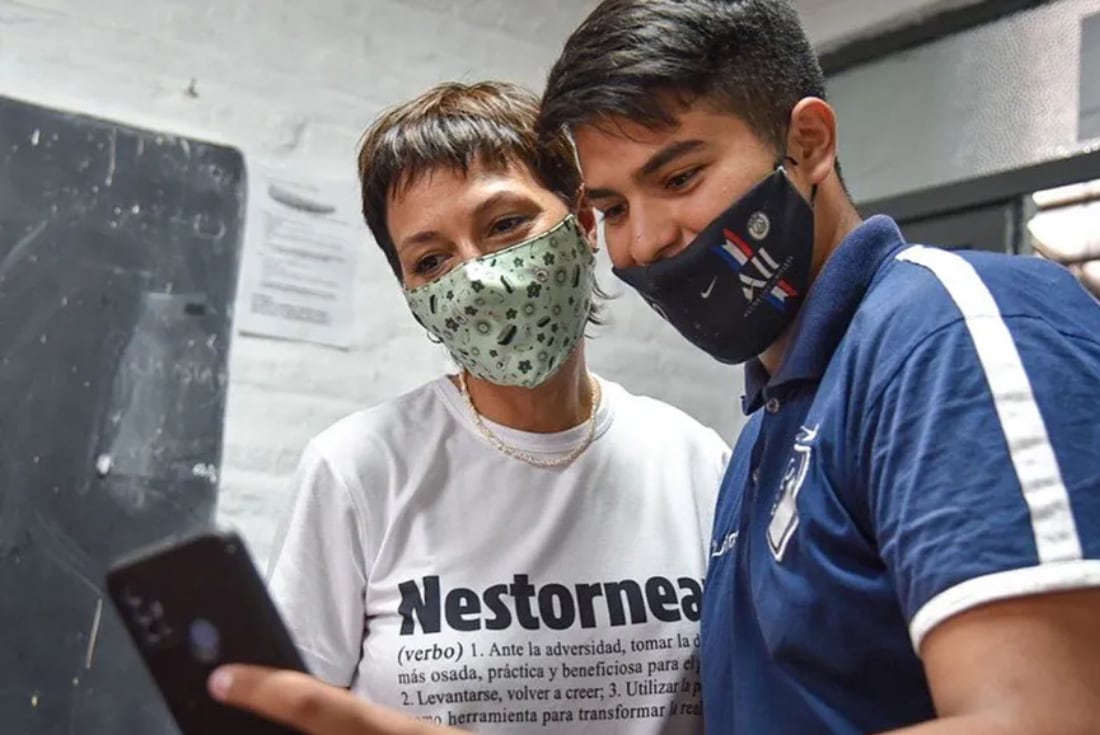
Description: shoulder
600,377,731,459
842,246,1100,390
863,246,1096,336
299,379,455,482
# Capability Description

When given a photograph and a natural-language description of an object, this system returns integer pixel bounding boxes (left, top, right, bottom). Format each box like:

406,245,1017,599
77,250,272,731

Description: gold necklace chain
458,371,601,469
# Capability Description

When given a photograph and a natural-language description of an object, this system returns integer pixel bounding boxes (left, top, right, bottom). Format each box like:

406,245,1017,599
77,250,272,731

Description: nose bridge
455,236,485,263
629,199,679,266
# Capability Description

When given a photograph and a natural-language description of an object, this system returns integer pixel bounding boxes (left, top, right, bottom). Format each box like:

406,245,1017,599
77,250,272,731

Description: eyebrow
639,139,706,178
396,229,442,253
586,139,707,201
470,190,530,221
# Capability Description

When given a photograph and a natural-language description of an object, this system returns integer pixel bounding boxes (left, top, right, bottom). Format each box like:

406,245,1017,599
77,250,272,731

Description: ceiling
565,1,994,54
793,0,988,50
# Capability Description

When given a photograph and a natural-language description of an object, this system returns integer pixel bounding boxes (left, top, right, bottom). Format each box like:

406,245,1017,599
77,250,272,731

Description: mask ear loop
779,155,818,207
411,310,445,345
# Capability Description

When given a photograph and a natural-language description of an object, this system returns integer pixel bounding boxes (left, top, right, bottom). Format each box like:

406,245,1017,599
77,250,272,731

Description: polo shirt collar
742,215,909,414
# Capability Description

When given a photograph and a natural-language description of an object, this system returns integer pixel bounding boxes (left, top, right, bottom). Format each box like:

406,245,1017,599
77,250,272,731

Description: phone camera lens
145,617,173,646
189,618,220,664
122,588,143,609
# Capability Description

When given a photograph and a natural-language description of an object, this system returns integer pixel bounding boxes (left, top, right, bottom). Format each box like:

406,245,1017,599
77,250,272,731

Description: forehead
573,118,671,166
572,106,763,183
389,159,542,211
385,160,554,237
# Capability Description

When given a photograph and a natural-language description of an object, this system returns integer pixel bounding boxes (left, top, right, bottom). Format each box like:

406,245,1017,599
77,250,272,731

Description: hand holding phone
107,530,309,735
208,664,468,735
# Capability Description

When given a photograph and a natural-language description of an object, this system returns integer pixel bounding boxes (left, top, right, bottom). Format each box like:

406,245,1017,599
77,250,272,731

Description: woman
266,81,729,734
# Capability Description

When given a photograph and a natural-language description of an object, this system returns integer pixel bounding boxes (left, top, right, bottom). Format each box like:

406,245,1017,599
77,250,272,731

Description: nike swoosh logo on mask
700,277,717,299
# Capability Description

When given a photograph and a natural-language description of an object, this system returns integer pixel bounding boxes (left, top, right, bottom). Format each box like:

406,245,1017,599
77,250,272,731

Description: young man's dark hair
538,0,829,167
359,81,583,279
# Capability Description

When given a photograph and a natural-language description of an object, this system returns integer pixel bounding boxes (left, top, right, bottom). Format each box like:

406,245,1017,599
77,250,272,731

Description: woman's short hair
358,81,583,280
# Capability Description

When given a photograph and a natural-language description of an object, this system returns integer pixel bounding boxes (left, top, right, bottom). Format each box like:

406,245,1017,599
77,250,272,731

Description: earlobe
786,98,838,189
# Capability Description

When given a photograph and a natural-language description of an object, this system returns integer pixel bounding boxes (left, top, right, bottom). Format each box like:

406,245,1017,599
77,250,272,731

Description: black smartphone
106,529,308,735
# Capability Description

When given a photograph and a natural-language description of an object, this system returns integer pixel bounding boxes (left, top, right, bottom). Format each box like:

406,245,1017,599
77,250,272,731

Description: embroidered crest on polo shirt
768,425,818,561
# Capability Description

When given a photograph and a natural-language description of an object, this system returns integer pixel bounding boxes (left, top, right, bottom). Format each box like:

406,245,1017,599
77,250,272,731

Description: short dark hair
358,81,582,279
539,0,828,163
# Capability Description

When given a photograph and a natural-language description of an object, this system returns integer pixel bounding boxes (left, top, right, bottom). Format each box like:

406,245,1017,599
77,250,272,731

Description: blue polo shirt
701,216,1100,734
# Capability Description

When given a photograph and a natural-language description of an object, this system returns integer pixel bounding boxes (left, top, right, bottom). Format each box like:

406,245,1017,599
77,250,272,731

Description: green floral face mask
404,215,595,388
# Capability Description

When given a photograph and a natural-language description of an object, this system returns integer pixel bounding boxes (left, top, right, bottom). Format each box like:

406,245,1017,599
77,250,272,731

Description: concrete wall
827,0,1100,203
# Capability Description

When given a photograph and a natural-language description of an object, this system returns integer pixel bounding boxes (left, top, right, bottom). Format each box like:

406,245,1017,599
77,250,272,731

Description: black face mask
613,165,815,365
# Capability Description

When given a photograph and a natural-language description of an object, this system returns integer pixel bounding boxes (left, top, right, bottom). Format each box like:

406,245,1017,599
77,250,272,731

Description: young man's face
574,103,778,270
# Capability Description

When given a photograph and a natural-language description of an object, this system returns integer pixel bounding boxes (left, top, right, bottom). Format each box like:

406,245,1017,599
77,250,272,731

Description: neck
758,329,792,376
757,194,863,376
455,346,594,433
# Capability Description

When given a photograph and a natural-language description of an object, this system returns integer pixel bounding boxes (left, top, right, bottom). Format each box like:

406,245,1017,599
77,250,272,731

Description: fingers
209,665,441,735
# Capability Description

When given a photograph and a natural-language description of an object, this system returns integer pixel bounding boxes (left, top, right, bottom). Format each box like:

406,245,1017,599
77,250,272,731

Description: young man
533,1,1100,734
210,2,1100,733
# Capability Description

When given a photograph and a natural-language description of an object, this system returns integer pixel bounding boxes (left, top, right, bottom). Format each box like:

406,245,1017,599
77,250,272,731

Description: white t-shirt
268,375,729,734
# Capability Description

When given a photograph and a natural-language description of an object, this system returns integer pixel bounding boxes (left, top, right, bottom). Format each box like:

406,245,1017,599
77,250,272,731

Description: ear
574,188,600,251
785,97,838,194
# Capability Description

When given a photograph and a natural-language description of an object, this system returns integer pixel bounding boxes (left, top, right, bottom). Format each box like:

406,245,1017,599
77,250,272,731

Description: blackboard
0,95,245,734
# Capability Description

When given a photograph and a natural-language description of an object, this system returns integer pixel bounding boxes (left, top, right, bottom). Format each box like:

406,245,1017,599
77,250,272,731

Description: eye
488,214,529,237
665,167,701,192
600,203,627,224
413,253,448,276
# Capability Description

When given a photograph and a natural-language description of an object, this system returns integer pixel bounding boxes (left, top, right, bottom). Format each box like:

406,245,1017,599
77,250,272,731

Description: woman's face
386,160,573,289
